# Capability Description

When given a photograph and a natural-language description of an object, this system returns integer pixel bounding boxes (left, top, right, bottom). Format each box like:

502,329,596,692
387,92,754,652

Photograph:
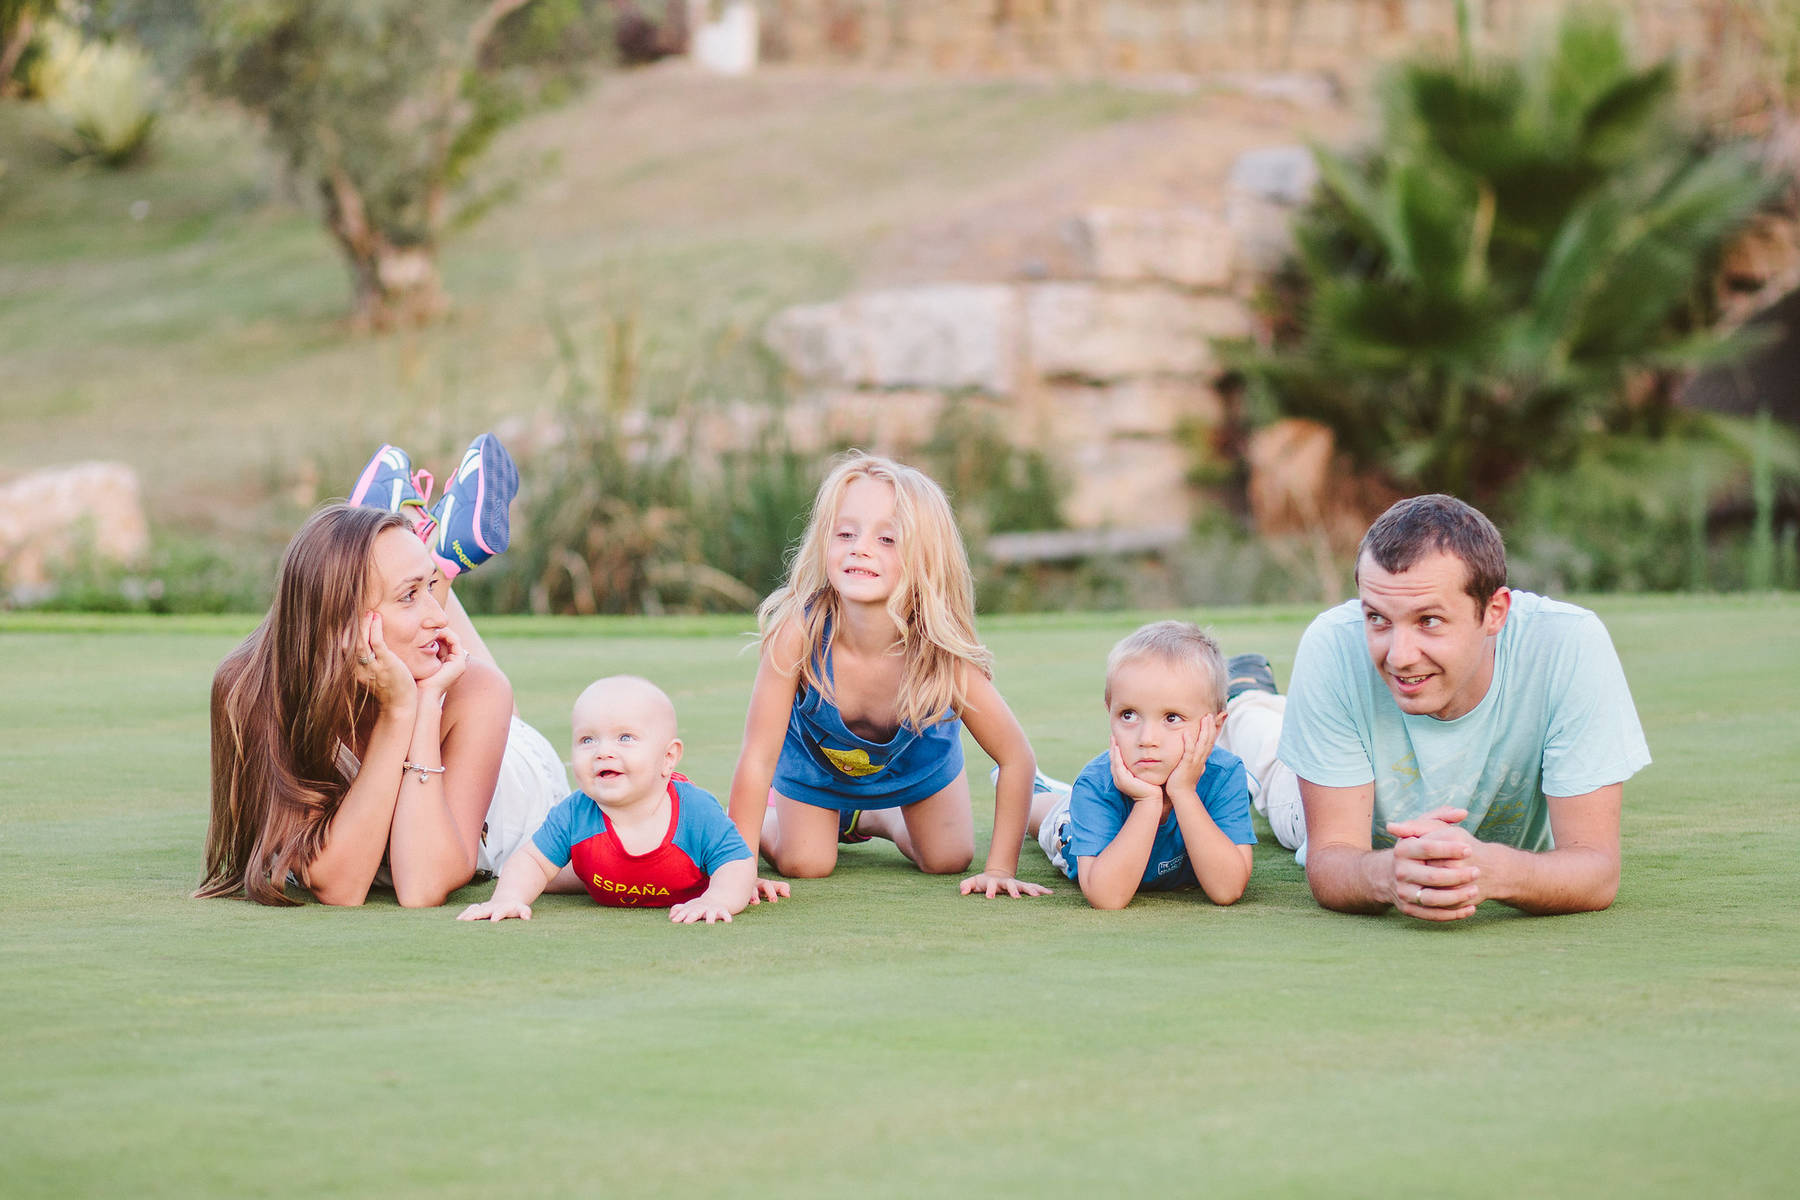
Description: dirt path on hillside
855,87,1360,287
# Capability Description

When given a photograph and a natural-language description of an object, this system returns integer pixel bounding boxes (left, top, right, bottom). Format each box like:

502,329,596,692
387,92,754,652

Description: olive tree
199,0,535,329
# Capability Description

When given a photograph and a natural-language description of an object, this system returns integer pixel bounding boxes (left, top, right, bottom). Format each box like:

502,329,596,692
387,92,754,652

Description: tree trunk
319,166,448,332
0,14,36,98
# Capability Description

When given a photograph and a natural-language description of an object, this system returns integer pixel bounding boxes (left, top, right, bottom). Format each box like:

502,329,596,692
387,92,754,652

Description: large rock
764,285,1020,394
776,389,950,457
1245,419,1393,551
1066,207,1235,290
1042,379,1224,444
0,462,150,593
1060,436,1195,529
1025,283,1249,380
1229,145,1319,205
1227,145,1319,272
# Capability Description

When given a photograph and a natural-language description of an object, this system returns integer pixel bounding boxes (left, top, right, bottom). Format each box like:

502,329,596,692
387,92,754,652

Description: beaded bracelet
402,760,446,784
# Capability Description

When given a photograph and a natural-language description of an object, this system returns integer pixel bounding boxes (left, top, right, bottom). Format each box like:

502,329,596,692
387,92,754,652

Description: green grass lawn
3,595,1797,1198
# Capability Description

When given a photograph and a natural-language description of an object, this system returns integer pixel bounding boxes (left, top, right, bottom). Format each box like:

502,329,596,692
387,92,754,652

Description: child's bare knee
915,846,973,875
772,847,837,878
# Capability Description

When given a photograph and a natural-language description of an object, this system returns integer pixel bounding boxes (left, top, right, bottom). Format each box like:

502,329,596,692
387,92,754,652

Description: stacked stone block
760,141,1323,532
761,1,1755,83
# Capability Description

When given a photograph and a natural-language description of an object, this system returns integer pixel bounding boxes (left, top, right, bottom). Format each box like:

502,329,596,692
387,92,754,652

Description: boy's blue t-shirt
1060,747,1256,888
531,777,750,907
1276,590,1651,865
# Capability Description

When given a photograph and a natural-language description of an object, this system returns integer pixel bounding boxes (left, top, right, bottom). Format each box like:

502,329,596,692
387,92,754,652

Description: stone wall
760,1,1761,82
761,146,1319,532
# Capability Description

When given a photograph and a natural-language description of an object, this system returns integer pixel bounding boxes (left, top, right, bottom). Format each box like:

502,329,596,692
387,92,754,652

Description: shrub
1237,6,1776,510
30,22,159,166
1507,410,1800,592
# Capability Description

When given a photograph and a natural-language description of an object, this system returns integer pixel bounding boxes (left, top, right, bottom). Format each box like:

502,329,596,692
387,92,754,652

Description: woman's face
365,527,451,681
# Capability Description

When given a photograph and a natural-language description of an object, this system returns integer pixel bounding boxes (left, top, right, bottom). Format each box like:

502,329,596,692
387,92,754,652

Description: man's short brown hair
1356,494,1507,612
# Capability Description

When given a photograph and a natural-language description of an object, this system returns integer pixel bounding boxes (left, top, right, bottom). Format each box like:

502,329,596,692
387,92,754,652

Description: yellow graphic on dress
819,745,887,777
592,875,671,899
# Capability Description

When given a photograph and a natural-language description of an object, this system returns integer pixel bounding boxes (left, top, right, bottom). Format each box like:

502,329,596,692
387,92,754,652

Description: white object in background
690,1,758,76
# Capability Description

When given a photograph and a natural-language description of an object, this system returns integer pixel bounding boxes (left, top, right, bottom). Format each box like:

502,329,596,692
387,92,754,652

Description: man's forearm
1484,842,1619,914
1305,842,1395,914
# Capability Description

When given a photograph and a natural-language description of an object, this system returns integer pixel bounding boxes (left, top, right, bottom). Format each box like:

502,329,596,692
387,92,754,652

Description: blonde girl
727,452,1050,898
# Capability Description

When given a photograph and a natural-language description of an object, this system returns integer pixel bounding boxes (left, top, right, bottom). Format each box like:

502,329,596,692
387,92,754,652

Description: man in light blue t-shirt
1272,495,1650,922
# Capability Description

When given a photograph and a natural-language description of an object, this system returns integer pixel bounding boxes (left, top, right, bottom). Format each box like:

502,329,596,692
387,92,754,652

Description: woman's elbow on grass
395,884,454,909
394,866,474,909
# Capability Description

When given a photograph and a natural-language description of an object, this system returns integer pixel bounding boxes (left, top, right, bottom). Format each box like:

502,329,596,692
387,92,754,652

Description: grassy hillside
2,596,1795,1197
0,67,1191,548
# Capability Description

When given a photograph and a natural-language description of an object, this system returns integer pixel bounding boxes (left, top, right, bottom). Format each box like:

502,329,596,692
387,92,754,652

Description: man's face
1357,549,1509,722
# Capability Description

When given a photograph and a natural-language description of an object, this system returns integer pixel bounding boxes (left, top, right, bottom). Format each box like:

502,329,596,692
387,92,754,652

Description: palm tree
1241,7,1775,507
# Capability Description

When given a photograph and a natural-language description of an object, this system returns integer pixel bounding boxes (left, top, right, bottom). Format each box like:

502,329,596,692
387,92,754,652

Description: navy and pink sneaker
428,433,519,579
838,810,874,845
348,444,435,536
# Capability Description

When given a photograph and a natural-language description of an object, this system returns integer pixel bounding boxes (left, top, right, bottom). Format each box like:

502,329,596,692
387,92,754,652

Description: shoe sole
434,434,519,573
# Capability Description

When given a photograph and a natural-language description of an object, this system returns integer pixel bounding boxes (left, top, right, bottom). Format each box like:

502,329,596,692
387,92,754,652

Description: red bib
568,779,709,908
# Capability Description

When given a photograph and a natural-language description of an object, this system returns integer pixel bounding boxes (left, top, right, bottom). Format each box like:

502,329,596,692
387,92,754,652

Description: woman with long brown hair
198,440,565,906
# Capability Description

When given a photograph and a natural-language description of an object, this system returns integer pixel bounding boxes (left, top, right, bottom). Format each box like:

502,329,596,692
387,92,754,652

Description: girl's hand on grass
456,899,531,922
1109,740,1161,804
1162,715,1220,801
750,877,790,904
669,897,734,924
959,871,1052,899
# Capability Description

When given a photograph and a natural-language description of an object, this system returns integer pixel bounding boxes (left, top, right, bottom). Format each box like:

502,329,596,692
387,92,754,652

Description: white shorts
1035,790,1075,879
1219,690,1305,855
476,714,570,876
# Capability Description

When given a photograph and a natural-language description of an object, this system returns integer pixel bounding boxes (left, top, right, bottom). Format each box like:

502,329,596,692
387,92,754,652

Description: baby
458,675,756,924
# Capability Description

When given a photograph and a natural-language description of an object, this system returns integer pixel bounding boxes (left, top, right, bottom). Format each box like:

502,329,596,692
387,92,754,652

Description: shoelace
406,469,438,542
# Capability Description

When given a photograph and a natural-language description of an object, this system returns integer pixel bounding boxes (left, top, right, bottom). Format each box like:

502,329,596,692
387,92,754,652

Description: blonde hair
758,451,992,731
1104,621,1227,713
198,504,406,905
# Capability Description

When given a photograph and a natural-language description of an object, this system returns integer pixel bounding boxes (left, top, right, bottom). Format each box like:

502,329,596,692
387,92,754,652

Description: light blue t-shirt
1061,747,1256,889
1277,590,1650,864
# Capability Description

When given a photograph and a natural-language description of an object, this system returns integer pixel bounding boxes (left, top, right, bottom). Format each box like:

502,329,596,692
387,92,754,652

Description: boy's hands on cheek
1109,740,1161,803
669,896,734,924
1163,714,1221,800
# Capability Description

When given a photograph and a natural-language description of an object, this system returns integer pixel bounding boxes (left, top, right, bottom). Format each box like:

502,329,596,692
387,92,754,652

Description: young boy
458,675,757,924
1026,622,1257,909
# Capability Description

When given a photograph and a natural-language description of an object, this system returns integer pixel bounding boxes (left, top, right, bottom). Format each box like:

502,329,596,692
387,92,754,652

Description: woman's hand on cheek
362,612,418,715
418,623,470,700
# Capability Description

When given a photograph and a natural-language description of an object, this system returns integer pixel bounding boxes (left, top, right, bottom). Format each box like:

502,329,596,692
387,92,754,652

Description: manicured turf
3,597,1796,1198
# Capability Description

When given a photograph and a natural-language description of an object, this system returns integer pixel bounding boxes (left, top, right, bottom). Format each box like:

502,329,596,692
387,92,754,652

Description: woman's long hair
758,452,992,732
197,504,405,904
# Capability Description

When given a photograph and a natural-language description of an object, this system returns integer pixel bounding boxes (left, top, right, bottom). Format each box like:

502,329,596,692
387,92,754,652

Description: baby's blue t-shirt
1277,590,1651,864
1062,747,1256,888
